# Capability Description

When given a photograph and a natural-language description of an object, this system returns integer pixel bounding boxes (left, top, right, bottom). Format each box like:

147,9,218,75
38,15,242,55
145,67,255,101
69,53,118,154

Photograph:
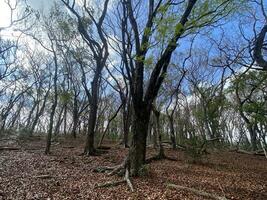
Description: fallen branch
62,146,75,149
34,175,53,179
93,166,117,173
0,147,20,151
167,183,228,200
236,149,265,156
95,180,125,188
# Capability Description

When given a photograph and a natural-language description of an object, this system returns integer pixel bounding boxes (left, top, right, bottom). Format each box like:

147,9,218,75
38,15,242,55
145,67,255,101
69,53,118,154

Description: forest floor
0,136,266,200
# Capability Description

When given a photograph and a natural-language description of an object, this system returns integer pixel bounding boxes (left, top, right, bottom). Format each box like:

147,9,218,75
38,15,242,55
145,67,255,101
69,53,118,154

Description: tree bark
71,95,79,138
122,97,131,148
168,115,176,149
84,76,99,155
128,107,150,176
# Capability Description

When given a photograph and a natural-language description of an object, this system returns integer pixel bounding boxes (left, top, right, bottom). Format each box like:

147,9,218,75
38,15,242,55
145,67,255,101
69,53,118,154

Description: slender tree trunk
84,76,99,155
30,89,49,136
54,106,65,136
153,107,165,157
45,100,57,154
9,100,24,129
63,104,67,135
122,98,131,148
71,96,79,138
168,115,176,149
45,48,58,155
25,101,38,129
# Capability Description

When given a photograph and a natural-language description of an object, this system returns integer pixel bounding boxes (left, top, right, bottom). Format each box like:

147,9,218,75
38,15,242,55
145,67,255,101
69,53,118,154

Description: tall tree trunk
128,107,150,176
9,100,24,129
153,106,165,157
71,96,79,138
122,98,131,148
25,101,38,129
45,48,58,155
30,101,45,135
168,115,176,149
54,106,65,136
45,100,57,154
63,104,68,135
248,124,257,151
84,76,99,155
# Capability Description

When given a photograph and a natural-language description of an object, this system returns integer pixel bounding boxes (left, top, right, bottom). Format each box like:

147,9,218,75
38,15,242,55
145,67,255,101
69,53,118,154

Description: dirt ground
0,137,266,200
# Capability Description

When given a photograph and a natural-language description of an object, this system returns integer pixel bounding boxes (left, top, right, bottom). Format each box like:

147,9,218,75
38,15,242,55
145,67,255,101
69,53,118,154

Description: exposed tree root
94,155,134,191
94,169,134,191
124,168,134,191
108,156,128,176
167,183,228,200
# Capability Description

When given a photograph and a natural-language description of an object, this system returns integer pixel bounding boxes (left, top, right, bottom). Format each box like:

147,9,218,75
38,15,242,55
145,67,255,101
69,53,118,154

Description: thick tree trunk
128,108,150,176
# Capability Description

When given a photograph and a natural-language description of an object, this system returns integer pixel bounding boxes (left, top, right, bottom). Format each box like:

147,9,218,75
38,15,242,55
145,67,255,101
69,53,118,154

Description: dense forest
0,0,266,199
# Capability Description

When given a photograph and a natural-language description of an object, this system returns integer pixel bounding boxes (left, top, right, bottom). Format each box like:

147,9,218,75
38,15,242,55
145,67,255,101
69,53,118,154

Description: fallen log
167,183,228,200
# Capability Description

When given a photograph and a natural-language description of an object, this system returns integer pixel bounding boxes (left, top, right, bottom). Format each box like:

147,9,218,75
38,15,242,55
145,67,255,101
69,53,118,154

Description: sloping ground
0,138,266,200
